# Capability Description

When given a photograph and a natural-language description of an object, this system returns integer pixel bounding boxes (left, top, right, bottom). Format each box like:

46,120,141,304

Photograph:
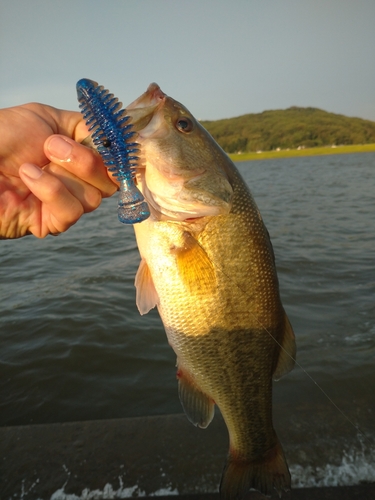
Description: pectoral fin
135,259,159,315
273,312,296,381
174,232,216,295
177,363,215,429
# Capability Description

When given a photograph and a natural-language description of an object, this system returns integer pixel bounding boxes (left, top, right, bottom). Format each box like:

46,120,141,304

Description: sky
1,0,375,122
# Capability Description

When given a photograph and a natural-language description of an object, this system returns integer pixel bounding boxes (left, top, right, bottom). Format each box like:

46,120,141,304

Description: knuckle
75,144,118,196
43,177,66,200
76,144,103,174
84,187,102,212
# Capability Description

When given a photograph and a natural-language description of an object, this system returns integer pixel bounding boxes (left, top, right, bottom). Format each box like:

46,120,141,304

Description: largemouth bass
126,83,296,499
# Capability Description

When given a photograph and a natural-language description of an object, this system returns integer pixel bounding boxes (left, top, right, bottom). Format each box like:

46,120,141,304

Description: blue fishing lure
76,78,150,224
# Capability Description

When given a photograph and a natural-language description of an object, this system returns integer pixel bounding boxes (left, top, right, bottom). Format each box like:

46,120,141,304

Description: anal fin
177,364,215,429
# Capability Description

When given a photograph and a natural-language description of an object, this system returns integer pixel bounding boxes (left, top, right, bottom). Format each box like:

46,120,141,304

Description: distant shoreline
229,143,375,162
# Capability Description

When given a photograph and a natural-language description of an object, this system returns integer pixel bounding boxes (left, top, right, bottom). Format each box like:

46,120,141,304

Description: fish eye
176,117,193,133
103,139,111,147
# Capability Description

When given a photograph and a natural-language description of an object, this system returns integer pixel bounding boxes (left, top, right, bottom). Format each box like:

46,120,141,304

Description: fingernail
20,163,43,179
47,136,73,160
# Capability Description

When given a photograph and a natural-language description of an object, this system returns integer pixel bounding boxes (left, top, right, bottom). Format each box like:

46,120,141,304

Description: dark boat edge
1,413,374,499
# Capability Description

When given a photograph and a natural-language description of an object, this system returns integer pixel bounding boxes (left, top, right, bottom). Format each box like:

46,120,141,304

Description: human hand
0,103,118,239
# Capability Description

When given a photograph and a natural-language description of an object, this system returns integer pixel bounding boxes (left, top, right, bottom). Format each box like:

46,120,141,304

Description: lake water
1,152,374,490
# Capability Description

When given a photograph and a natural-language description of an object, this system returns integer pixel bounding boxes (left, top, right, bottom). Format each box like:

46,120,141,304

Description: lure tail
76,78,150,224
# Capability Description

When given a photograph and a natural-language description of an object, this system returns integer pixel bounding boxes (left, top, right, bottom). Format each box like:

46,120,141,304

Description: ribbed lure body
76,78,150,224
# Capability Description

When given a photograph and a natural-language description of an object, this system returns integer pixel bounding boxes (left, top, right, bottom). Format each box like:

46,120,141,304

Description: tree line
200,107,375,153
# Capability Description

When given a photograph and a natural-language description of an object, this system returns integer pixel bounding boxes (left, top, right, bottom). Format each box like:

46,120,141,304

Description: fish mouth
127,83,166,109
125,83,166,132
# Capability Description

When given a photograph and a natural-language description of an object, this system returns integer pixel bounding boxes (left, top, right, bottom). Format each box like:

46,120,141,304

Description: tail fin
220,440,291,499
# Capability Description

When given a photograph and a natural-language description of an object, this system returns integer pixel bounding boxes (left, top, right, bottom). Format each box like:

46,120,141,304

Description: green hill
200,107,375,153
